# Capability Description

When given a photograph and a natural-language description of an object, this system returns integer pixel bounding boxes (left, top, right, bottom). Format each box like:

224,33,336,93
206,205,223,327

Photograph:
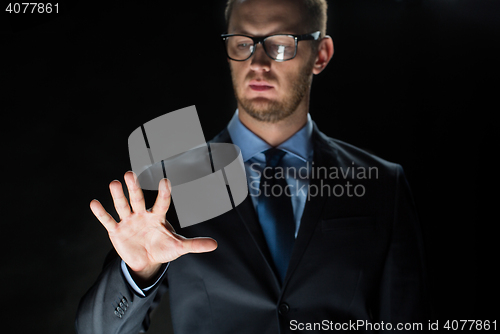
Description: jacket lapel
210,128,281,288
283,122,339,286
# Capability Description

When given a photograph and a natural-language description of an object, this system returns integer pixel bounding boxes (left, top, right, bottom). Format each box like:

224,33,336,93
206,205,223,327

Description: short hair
224,0,328,37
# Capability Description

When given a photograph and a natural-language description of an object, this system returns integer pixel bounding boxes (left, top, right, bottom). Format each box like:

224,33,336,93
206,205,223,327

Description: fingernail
160,179,167,192
167,179,172,192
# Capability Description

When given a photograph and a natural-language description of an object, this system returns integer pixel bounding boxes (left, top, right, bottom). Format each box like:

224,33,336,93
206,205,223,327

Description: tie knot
264,148,286,168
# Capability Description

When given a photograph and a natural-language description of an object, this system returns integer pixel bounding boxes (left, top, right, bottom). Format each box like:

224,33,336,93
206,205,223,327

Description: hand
90,171,218,285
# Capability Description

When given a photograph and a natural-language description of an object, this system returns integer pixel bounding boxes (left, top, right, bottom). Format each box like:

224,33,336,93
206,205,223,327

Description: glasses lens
225,36,254,60
264,35,296,61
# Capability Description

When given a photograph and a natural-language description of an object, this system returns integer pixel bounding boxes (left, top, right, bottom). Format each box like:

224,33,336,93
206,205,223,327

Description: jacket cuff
120,260,169,297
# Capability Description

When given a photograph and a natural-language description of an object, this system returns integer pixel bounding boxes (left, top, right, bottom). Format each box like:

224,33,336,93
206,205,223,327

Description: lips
248,80,274,91
250,85,273,91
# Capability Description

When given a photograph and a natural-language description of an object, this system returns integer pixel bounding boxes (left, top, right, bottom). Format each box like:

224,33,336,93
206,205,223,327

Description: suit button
278,303,289,315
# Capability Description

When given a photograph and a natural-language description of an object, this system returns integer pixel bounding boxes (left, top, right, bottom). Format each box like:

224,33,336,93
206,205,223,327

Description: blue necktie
257,148,295,283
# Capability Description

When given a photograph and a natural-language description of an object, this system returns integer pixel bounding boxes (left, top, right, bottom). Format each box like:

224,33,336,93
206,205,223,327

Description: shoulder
208,127,232,144
312,122,403,176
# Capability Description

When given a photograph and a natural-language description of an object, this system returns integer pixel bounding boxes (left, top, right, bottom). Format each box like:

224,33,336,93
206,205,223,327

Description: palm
108,210,178,271
90,171,217,279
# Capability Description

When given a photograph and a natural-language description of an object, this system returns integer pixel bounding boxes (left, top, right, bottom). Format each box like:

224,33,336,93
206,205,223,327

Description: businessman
76,0,429,333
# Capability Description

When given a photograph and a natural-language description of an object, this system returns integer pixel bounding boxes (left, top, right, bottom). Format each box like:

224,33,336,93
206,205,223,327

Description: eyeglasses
221,31,321,62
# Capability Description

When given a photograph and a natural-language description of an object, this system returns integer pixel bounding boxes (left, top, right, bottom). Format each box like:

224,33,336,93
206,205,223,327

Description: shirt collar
227,109,314,162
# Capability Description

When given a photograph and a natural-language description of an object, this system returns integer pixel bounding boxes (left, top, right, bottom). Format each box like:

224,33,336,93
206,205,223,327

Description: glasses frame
221,31,321,62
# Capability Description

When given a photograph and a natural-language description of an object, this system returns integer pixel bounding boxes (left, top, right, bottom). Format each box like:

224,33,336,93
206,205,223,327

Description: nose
250,43,271,72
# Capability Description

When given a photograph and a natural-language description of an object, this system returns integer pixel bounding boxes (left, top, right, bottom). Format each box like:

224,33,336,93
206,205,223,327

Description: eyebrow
228,23,299,36
228,30,300,36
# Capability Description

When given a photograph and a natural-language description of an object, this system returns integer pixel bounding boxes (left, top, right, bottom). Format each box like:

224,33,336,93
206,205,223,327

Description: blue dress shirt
227,109,313,237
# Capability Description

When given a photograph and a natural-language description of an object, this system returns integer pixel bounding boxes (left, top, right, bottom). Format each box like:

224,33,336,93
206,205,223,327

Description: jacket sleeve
75,249,168,334
377,165,430,329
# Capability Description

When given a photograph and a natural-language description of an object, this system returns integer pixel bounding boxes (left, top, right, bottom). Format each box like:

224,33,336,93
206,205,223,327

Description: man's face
227,0,317,123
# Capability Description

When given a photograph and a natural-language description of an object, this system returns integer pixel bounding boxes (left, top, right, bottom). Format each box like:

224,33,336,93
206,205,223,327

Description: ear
312,35,334,75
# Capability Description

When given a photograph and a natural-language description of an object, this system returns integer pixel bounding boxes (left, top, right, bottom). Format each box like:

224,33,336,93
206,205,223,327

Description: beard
230,58,315,123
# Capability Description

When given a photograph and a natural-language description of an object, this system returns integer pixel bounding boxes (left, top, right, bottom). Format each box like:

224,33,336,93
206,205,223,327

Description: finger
124,171,146,213
109,180,132,219
151,178,171,216
90,199,117,232
178,236,218,256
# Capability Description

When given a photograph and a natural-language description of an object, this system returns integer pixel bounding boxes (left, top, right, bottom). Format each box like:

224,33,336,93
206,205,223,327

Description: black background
1,0,497,333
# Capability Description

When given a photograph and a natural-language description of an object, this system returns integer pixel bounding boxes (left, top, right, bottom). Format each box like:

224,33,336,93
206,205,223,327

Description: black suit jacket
76,123,429,333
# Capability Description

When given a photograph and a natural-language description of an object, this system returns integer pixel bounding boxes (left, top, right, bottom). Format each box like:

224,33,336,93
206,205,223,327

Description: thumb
179,236,218,255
